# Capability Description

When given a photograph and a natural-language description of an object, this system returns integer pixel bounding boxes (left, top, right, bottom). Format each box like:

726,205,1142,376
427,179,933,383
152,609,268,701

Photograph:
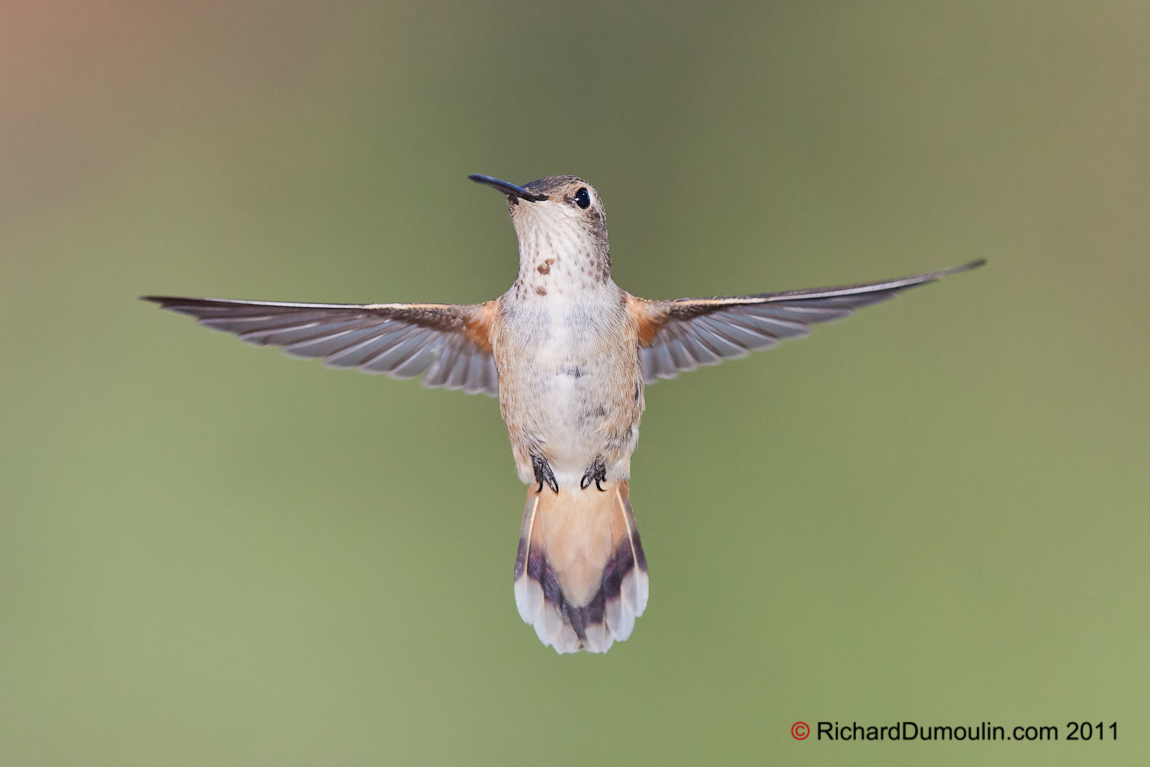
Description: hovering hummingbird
145,174,983,654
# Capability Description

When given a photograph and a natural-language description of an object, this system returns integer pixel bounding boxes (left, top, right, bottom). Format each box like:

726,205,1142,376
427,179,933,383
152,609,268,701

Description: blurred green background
2,1,1148,764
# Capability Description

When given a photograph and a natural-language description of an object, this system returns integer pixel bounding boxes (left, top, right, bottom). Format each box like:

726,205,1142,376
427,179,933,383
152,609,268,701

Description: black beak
468,174,548,202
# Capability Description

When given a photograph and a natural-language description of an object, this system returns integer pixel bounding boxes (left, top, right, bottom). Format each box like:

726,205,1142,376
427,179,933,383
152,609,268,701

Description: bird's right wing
143,295,501,396
630,260,984,382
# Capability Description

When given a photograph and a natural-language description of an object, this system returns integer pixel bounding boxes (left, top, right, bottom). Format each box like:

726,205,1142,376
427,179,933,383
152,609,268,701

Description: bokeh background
3,2,1148,765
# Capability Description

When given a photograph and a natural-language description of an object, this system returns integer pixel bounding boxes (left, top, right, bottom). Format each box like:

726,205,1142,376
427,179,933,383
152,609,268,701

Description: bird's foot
532,454,559,494
580,456,607,491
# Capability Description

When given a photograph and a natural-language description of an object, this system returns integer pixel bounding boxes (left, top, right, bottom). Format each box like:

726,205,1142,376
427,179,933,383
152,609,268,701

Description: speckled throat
508,175,612,299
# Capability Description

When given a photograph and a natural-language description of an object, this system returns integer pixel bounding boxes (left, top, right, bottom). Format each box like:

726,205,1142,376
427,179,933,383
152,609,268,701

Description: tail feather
513,480,648,654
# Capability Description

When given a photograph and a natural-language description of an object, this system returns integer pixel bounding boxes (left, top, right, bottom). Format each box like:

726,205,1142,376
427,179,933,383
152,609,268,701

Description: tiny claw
532,453,559,494
582,456,608,492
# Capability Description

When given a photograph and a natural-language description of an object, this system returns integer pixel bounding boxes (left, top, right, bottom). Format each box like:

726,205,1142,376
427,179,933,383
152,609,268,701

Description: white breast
501,286,628,483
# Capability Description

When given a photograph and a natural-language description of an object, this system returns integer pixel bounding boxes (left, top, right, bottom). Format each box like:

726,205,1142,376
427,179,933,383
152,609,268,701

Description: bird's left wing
143,295,501,397
629,260,984,383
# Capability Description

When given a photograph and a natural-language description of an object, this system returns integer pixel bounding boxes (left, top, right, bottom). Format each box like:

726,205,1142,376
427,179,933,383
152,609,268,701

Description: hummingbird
145,174,984,654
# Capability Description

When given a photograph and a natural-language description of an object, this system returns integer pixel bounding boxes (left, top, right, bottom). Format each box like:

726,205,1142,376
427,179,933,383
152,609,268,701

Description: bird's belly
530,363,617,471
496,295,642,485
509,341,621,465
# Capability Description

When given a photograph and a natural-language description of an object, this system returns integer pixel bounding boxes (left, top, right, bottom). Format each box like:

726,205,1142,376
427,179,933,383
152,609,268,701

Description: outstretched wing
630,260,984,383
143,295,501,397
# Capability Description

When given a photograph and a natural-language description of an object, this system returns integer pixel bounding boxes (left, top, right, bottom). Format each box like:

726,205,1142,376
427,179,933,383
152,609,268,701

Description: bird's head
469,174,611,285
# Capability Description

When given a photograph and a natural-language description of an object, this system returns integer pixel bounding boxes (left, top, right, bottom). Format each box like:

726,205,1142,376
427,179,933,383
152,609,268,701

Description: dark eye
573,188,591,209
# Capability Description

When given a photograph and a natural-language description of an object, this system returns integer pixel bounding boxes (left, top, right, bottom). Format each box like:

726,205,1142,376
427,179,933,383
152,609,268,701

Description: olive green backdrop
2,2,1147,765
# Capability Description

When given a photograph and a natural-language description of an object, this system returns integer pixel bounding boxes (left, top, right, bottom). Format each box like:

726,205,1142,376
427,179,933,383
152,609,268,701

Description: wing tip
141,295,219,312
142,295,212,316
906,258,986,289
939,258,987,277
831,257,989,297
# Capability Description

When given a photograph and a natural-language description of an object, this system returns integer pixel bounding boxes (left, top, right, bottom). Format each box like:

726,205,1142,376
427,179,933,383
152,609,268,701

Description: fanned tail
513,480,649,654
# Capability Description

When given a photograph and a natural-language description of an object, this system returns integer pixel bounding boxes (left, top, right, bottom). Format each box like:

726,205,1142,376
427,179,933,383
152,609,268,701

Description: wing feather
632,260,984,382
143,295,500,397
